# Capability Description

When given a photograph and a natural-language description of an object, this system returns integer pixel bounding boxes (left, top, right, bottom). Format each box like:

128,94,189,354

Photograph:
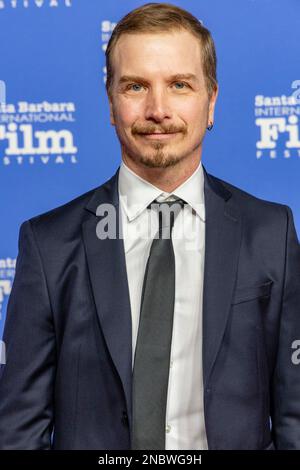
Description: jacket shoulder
210,173,288,213
28,186,97,230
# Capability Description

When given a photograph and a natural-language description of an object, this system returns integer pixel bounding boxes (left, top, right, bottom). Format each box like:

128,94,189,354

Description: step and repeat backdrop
0,0,299,343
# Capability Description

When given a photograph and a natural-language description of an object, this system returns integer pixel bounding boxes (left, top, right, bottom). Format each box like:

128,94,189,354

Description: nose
144,87,172,122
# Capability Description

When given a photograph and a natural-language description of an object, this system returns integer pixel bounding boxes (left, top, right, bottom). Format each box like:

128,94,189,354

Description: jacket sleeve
271,205,300,449
0,220,56,449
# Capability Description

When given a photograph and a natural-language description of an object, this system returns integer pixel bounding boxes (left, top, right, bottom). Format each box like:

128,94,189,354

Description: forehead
111,30,203,78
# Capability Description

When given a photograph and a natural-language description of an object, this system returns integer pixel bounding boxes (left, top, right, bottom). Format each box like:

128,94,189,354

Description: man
0,3,299,450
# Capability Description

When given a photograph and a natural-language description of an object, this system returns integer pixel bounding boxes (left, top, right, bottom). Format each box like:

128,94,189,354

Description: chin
138,153,184,169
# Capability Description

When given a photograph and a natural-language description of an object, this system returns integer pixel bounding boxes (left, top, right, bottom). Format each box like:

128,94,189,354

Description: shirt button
170,359,173,368
166,424,171,433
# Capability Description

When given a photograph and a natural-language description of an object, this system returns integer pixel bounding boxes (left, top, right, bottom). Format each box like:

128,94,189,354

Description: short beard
137,143,184,168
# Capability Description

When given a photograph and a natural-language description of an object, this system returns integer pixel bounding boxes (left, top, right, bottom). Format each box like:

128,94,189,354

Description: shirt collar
118,159,205,222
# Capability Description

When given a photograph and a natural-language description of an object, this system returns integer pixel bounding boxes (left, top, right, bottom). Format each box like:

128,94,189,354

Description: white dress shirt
118,159,208,450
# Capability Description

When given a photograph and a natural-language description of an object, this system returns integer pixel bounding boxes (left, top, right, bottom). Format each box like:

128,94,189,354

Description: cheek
114,99,143,127
176,99,209,127
194,98,209,116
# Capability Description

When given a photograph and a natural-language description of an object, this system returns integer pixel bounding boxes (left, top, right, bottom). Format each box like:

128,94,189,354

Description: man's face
108,29,218,169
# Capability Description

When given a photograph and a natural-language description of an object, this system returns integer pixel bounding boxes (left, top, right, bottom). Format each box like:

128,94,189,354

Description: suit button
121,411,129,426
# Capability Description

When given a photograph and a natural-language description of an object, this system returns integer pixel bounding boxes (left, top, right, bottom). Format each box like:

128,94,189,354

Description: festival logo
0,100,78,165
0,0,72,9
0,80,6,105
255,81,300,159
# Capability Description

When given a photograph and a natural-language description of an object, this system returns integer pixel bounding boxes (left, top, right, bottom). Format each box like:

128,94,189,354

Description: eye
124,81,189,92
173,82,189,90
126,83,144,92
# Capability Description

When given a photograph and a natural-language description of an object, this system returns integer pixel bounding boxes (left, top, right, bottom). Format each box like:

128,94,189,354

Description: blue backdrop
0,0,299,342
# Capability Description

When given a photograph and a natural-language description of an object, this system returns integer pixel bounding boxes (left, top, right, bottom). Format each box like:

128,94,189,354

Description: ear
207,85,219,126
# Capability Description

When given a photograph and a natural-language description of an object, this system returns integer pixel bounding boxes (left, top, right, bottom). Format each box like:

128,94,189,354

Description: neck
122,153,202,193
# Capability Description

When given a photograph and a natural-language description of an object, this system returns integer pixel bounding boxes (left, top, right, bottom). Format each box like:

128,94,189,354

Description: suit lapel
81,163,243,432
202,166,243,387
81,168,133,430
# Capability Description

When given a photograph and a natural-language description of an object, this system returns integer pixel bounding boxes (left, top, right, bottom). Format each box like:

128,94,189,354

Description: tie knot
147,198,186,237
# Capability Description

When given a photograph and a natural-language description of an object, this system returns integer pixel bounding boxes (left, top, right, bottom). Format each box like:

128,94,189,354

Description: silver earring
207,122,214,131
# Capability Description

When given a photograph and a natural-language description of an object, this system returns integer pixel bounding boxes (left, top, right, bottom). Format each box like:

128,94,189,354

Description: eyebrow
118,73,198,85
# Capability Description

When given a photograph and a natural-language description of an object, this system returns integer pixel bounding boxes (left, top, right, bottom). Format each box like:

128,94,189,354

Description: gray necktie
132,198,186,450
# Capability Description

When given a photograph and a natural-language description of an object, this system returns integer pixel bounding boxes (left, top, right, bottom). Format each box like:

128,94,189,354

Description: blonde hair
105,3,218,99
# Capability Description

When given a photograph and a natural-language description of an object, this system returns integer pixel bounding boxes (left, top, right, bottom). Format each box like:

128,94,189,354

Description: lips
139,132,179,140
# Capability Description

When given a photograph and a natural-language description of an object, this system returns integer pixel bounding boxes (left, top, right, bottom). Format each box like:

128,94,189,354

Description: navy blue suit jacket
0,165,300,449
